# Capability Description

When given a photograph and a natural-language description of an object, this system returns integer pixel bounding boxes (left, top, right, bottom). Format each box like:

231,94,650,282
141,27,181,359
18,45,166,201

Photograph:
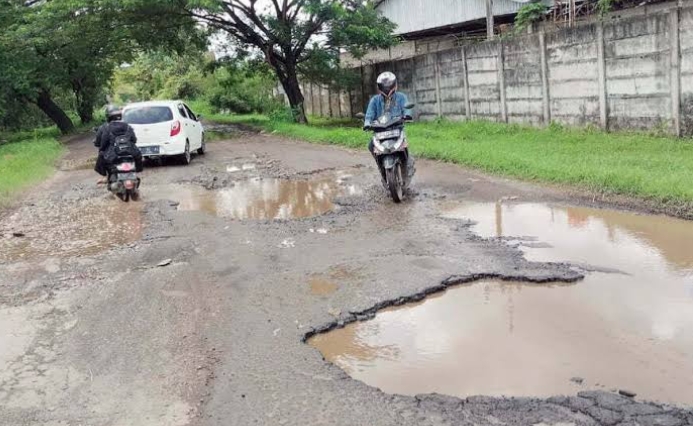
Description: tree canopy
0,0,202,133
1,0,396,132
144,0,398,122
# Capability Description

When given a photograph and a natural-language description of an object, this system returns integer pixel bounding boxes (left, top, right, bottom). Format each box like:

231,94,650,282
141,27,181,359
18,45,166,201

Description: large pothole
145,171,363,220
309,202,693,406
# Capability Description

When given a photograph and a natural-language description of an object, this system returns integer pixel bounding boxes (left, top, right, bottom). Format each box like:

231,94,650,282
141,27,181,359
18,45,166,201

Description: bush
207,68,282,115
514,1,547,33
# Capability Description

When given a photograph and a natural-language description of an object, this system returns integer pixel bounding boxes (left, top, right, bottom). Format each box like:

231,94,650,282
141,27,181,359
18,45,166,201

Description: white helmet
377,72,397,96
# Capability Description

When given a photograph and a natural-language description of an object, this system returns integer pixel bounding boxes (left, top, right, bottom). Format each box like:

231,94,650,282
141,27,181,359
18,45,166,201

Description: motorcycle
93,127,142,202
358,103,416,203
107,155,140,202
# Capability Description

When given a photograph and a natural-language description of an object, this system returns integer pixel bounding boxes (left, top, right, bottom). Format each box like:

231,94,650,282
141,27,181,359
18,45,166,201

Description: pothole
0,199,143,263
310,203,693,406
146,173,363,220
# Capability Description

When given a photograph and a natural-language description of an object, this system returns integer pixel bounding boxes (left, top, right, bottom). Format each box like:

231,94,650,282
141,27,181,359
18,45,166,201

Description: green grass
208,110,693,209
0,134,64,205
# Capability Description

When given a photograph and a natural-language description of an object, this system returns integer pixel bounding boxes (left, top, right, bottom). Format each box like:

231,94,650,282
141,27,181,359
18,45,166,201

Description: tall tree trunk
76,96,94,124
278,66,307,124
73,79,97,124
34,90,74,134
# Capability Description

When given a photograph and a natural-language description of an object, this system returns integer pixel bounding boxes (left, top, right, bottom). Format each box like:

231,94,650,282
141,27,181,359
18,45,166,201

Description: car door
176,103,198,148
184,104,203,149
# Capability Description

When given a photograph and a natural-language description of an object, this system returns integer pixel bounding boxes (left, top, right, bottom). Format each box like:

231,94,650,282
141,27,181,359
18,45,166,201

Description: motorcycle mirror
404,103,415,109
355,112,365,119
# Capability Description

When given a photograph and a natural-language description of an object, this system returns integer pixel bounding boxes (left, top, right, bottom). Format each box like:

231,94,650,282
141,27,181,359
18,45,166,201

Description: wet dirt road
1,128,692,426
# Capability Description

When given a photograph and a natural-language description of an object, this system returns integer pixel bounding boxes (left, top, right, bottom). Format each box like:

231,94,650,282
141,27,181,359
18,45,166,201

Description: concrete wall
302,4,693,136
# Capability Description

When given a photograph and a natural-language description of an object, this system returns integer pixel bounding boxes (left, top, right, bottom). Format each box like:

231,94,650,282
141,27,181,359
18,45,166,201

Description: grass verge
0,131,65,205
202,108,693,212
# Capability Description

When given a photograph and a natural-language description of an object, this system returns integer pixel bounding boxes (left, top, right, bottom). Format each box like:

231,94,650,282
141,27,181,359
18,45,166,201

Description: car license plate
141,146,160,155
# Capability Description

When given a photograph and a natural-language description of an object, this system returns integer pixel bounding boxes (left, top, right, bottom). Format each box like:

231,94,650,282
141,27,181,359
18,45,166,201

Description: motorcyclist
94,105,142,183
363,72,415,182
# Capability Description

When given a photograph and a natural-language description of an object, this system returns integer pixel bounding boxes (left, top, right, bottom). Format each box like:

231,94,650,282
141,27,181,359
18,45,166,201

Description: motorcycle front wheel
386,162,404,203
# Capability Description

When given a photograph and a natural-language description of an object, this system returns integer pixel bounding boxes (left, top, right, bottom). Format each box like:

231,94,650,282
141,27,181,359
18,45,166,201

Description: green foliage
140,0,400,122
112,51,283,115
0,0,203,132
112,50,213,103
0,135,64,204
514,1,547,33
223,114,693,209
207,61,283,115
598,0,616,15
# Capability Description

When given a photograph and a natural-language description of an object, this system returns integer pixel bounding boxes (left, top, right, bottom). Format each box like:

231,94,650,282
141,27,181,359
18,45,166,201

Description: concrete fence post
462,46,472,121
597,23,609,130
410,57,419,120
670,6,681,137
539,31,551,125
434,53,443,117
498,40,508,123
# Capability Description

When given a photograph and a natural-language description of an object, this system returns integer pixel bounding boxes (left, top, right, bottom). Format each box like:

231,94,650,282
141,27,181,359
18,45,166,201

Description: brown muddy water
146,174,362,220
0,200,142,263
310,203,693,405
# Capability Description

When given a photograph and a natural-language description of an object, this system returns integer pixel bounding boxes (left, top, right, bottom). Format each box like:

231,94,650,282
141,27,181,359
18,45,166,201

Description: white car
122,100,205,165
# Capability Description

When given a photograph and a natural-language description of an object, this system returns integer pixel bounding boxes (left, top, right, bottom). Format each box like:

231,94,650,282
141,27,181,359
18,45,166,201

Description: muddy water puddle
310,203,693,405
0,200,142,263
147,174,362,220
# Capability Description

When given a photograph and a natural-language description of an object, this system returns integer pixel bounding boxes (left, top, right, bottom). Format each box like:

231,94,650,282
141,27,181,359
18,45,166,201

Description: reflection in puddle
226,164,256,173
147,176,362,220
0,201,142,263
311,203,693,405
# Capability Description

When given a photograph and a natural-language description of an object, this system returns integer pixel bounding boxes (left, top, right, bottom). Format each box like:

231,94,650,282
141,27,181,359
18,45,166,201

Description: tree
0,0,203,133
183,0,397,123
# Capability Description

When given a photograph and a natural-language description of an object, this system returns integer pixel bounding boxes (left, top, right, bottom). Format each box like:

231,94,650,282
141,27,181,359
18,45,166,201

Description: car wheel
197,134,206,155
181,141,191,165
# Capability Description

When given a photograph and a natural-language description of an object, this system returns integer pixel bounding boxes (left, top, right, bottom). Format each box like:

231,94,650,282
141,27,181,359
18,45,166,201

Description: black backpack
104,123,139,162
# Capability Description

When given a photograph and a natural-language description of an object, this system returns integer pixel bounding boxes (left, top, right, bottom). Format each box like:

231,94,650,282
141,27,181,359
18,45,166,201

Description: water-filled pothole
0,200,143,263
310,203,693,405
146,175,362,220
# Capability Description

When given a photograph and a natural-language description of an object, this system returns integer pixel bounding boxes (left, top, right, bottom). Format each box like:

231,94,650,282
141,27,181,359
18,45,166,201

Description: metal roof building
375,0,554,37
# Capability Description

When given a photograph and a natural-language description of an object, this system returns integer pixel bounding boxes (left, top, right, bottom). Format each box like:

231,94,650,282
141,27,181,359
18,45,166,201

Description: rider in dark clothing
94,105,142,178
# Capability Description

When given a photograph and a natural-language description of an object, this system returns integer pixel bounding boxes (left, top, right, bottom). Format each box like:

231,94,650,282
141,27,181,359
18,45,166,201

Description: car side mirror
355,112,365,119
91,127,98,133
197,114,203,121
404,103,415,109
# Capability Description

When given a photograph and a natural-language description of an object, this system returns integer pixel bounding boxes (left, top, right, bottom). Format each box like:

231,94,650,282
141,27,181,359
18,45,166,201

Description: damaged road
0,128,692,426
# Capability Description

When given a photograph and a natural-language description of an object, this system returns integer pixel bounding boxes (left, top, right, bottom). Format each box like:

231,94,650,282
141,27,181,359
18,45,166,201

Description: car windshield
123,106,174,124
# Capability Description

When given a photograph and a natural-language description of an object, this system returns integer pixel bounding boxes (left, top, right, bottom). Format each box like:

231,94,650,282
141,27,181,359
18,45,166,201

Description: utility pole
486,0,494,39
569,0,576,27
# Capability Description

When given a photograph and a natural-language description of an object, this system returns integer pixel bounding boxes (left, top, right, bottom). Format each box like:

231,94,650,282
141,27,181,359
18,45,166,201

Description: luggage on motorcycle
104,122,142,171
